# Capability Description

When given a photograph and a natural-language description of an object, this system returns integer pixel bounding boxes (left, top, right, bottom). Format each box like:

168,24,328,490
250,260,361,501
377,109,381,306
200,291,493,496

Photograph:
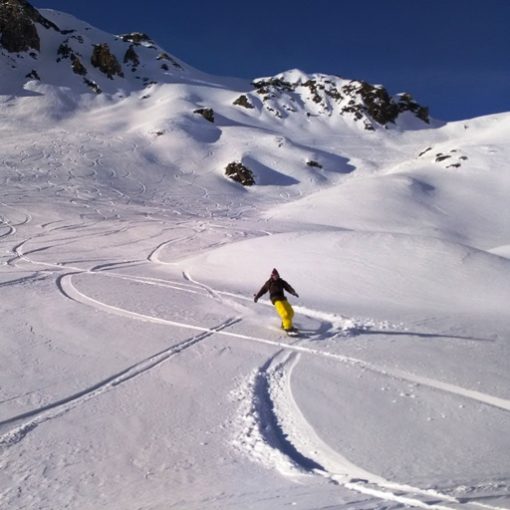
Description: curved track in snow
64,247,510,509
241,351,509,510
52,270,510,415
3,211,510,510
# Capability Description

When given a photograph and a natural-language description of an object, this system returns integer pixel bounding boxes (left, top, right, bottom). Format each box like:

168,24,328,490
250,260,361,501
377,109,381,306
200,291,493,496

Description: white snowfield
1,8,510,510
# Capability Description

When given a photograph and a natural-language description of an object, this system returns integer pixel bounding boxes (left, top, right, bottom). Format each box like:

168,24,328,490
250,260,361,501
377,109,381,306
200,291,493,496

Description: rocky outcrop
396,93,429,123
124,45,140,67
57,40,88,76
120,32,153,45
233,94,254,109
306,160,322,169
354,83,430,125
194,108,215,123
71,57,87,76
57,42,73,59
25,69,39,80
84,78,101,94
418,147,469,169
157,52,182,69
253,77,294,96
225,162,255,186
0,0,60,53
355,82,399,125
250,72,430,128
91,43,124,79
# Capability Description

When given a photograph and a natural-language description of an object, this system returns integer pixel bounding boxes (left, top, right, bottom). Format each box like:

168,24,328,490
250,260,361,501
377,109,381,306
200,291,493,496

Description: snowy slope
1,3,510,510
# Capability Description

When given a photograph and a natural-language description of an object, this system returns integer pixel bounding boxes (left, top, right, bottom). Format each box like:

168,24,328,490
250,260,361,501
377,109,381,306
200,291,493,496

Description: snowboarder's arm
283,280,299,298
254,281,270,302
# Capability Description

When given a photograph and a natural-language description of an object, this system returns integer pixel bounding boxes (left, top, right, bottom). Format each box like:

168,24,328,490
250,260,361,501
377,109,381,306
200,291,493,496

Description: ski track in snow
0,224,15,239
54,269,510,416
237,351,509,510
0,316,241,448
3,212,510,509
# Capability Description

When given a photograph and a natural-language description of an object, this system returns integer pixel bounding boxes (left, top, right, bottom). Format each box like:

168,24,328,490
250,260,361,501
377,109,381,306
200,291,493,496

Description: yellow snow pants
274,299,294,331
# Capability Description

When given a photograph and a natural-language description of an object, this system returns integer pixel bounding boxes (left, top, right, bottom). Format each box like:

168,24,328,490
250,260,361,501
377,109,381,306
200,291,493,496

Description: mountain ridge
1,0,430,130
1,0,508,244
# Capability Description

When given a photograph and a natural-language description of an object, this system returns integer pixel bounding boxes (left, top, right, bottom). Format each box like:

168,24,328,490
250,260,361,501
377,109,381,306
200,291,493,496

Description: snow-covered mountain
1,2,510,510
1,0,429,126
0,0,190,93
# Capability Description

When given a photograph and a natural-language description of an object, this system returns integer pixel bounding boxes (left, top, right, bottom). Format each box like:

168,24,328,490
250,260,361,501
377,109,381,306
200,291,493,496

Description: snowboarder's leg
274,300,294,331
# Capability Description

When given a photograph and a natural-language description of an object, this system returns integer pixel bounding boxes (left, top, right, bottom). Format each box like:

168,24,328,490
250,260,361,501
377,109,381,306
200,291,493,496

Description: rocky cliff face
0,0,187,94
0,0,60,52
91,43,124,79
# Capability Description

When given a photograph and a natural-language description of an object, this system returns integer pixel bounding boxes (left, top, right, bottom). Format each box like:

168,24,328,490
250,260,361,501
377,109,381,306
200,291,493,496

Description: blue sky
32,0,510,121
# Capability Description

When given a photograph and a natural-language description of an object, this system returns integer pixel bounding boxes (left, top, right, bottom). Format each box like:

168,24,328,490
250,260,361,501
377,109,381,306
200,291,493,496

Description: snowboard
268,324,304,338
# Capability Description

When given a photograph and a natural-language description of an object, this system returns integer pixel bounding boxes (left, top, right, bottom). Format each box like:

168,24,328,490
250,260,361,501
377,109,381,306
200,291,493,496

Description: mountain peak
0,1,189,95
245,70,429,129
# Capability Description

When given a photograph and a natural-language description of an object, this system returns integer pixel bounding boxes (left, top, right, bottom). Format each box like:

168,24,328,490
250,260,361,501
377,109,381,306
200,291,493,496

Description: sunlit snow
1,7,510,510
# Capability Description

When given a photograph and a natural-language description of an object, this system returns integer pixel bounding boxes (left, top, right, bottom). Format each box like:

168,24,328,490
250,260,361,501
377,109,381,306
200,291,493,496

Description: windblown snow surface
1,10,510,510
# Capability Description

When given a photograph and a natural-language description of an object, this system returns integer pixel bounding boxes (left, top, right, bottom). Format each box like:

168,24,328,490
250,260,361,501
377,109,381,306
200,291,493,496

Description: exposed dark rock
84,78,101,94
157,52,182,69
25,68,39,80
56,40,87,75
141,76,157,87
418,147,432,157
252,74,429,127
71,56,87,76
267,106,282,118
324,87,342,101
194,108,215,123
253,77,294,95
91,43,123,79
120,32,152,45
303,80,323,103
397,93,429,123
123,45,139,66
306,160,323,169
70,34,84,44
57,42,72,59
233,94,254,109
225,162,255,186
357,82,400,125
0,0,60,53
424,149,468,168
341,81,429,126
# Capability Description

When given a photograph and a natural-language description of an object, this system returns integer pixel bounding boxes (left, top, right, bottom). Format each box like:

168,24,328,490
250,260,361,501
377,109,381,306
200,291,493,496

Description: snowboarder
254,268,299,333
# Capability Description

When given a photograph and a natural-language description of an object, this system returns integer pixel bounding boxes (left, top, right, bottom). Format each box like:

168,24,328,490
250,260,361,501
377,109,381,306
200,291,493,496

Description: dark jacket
254,277,298,304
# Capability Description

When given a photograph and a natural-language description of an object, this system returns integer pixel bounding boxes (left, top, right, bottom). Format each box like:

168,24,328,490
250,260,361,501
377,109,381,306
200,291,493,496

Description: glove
253,295,258,303
294,293,299,298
